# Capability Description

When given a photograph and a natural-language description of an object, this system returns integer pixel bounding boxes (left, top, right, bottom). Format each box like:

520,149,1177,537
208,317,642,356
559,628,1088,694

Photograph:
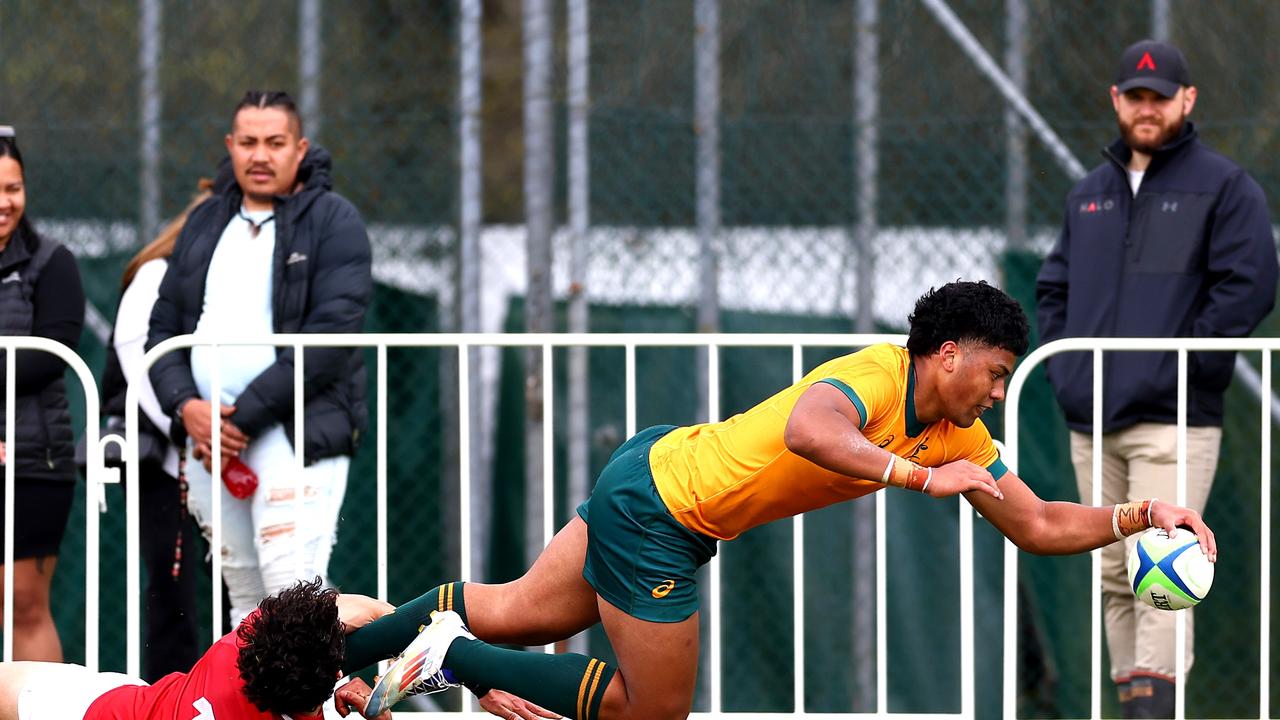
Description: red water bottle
222,456,259,499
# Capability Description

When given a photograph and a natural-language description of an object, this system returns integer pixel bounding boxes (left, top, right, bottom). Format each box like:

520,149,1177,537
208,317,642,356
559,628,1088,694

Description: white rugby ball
1127,527,1214,611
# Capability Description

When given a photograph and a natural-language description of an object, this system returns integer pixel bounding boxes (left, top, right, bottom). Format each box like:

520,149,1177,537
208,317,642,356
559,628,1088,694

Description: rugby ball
1127,527,1214,611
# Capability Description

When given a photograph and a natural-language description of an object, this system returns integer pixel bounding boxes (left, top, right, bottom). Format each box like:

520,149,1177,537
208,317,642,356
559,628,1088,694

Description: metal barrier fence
15,332,1267,716
0,337,110,668
1004,337,1276,720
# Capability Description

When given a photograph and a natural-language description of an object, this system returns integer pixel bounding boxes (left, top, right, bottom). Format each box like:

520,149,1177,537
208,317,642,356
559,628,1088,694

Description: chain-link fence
4,0,1280,716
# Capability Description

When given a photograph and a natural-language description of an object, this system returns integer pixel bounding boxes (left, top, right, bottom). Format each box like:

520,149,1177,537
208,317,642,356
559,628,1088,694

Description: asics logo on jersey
651,580,676,598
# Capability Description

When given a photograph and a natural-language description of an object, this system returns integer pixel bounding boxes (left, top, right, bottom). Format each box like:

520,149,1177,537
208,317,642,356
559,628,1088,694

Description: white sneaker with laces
363,610,475,716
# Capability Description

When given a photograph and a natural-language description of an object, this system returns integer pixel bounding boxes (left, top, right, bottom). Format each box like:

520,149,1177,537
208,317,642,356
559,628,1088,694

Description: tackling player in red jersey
0,579,391,720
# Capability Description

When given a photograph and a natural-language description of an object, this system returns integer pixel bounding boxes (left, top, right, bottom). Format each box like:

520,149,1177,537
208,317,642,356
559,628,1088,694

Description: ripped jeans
184,424,349,625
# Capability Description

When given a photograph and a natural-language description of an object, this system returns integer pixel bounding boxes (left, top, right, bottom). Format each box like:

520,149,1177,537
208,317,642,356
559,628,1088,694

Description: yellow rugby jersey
648,343,1008,540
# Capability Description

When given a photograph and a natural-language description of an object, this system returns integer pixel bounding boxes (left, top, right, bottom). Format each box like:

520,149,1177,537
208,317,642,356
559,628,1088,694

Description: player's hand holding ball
1128,526,1215,611
1147,499,1216,563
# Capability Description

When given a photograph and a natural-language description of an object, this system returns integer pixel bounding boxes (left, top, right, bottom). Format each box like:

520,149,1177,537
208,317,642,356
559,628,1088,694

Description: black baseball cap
1116,40,1191,98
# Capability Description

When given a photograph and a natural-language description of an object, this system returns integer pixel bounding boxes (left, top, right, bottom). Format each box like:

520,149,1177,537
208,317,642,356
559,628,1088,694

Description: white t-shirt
113,258,180,477
1127,168,1144,196
190,208,277,405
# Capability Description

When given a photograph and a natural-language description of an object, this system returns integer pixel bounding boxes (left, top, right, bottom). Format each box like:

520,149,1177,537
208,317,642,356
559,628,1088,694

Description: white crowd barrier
1004,338,1276,720
0,337,111,668
30,332,1265,718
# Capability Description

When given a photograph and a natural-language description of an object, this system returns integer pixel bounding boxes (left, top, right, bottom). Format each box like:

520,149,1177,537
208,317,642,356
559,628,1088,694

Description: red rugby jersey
83,615,317,720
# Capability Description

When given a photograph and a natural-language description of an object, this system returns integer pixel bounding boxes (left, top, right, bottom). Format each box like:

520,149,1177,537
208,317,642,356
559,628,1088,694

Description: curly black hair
906,280,1030,357
237,578,345,715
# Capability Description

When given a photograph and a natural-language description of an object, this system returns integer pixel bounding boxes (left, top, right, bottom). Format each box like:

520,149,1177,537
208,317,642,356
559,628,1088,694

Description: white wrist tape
880,455,895,483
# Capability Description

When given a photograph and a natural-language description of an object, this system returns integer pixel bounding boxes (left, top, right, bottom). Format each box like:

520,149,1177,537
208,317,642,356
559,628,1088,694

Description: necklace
238,207,275,239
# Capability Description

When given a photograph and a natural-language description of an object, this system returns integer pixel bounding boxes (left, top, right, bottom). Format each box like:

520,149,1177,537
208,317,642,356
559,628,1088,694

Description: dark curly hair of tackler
237,577,346,715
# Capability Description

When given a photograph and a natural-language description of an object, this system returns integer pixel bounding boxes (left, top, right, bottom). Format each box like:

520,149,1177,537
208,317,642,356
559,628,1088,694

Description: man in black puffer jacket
148,91,371,624
1037,41,1278,718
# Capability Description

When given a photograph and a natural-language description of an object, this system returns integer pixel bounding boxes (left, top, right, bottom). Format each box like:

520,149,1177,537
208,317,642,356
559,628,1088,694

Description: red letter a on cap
1137,52,1157,71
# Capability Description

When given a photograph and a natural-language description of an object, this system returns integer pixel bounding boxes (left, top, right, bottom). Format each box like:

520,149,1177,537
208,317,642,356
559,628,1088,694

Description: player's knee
601,691,691,720
8,588,50,624
475,580,532,637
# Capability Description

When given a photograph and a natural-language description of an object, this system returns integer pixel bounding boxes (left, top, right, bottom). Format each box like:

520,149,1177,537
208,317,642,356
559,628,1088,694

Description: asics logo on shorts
651,579,676,598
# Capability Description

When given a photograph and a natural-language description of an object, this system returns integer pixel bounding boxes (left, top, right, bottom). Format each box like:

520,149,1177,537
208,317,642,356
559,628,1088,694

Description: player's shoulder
819,343,907,374
800,345,908,414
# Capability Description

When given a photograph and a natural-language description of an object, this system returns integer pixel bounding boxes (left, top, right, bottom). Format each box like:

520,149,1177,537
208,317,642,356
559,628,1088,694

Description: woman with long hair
107,180,212,679
0,126,85,661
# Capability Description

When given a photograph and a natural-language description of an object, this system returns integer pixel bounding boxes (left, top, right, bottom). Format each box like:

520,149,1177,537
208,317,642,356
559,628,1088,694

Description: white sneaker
363,610,475,716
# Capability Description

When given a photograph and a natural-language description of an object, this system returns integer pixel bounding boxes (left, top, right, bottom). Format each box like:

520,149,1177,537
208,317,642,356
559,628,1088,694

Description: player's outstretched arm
336,594,396,634
785,382,1003,499
964,471,1216,560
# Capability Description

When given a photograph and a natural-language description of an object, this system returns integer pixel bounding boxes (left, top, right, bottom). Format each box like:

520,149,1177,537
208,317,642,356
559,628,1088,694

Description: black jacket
1036,123,1278,432
147,147,372,463
0,228,84,482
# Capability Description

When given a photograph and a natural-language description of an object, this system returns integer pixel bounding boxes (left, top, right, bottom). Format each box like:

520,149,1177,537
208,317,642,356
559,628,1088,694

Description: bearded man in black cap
1037,40,1277,718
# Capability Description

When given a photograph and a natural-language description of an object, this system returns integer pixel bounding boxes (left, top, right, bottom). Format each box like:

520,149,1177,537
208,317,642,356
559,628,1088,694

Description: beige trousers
1069,423,1220,682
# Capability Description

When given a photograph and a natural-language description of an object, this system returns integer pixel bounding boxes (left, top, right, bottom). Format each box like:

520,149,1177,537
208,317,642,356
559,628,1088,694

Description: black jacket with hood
1036,123,1278,432
0,227,84,482
147,146,371,463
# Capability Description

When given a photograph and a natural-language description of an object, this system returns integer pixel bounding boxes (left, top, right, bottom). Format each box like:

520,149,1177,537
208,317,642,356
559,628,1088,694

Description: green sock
342,581,467,675
443,638,616,720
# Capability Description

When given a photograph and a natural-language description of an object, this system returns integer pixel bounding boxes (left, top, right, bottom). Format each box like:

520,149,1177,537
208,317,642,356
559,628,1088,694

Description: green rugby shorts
576,425,718,623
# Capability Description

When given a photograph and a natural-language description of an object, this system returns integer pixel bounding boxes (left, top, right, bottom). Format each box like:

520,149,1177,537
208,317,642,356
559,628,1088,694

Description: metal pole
1004,0,1028,252
1152,0,1170,42
458,0,486,584
694,5,721,709
852,0,879,709
139,0,162,242
919,0,1087,181
567,0,590,510
299,0,322,141
523,0,554,568
853,0,878,334
695,0,721,420
565,0,591,657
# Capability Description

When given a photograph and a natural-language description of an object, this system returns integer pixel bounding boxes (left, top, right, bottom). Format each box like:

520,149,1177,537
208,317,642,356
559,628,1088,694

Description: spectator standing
104,182,213,679
148,92,372,624
1036,40,1279,717
0,126,85,661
